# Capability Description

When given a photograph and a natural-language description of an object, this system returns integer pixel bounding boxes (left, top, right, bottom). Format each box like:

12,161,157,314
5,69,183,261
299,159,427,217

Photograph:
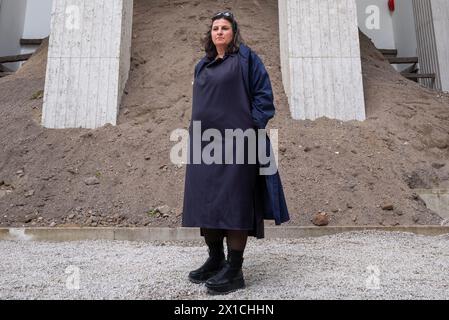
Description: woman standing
182,11,289,295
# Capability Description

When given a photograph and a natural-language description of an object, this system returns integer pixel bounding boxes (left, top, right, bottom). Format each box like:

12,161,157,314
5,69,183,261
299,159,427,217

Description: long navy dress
182,51,265,238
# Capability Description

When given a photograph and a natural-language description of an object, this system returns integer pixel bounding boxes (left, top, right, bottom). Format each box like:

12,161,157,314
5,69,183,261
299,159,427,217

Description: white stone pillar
42,0,133,129
429,0,449,92
279,0,366,121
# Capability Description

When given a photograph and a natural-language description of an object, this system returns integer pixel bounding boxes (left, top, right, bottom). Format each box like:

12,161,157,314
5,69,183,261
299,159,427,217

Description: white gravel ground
0,231,448,300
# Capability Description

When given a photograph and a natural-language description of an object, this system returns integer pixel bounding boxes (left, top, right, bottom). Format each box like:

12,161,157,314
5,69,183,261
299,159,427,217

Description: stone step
0,53,33,64
379,49,398,57
387,57,419,64
401,73,436,79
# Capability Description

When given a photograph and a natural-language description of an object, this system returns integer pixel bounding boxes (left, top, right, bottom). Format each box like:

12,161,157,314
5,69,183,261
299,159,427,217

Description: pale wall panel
279,0,366,121
431,0,449,92
42,0,134,129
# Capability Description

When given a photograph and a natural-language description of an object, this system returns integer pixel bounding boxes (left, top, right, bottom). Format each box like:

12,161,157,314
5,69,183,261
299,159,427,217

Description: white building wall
0,0,28,70
357,0,395,50
431,0,449,92
22,0,52,39
42,0,134,129
20,0,53,55
392,0,418,58
280,0,366,121
356,0,419,72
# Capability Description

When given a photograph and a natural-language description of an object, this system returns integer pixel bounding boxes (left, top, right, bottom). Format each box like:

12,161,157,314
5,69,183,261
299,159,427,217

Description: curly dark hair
202,11,244,59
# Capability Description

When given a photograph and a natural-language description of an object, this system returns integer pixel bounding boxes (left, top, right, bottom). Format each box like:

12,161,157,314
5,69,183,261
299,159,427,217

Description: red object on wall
388,0,395,11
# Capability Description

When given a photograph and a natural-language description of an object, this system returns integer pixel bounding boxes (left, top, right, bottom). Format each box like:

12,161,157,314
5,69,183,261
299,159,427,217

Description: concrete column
430,0,449,92
279,0,366,121
413,0,441,90
413,0,449,92
42,0,133,129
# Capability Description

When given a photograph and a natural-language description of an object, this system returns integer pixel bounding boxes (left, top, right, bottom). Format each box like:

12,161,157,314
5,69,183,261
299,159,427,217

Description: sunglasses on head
212,11,234,20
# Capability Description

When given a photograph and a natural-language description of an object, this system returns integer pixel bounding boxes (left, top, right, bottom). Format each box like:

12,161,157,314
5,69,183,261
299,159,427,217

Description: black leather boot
188,240,226,284
205,249,245,294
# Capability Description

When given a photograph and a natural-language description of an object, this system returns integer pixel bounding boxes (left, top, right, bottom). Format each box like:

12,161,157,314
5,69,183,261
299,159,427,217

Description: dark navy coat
191,44,290,226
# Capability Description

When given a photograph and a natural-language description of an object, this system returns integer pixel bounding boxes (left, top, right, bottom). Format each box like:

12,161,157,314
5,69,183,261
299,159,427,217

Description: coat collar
196,44,252,97
198,44,251,67
238,43,251,60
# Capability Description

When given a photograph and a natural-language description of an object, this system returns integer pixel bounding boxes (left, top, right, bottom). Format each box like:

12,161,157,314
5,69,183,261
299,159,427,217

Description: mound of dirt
14,37,49,79
0,0,448,228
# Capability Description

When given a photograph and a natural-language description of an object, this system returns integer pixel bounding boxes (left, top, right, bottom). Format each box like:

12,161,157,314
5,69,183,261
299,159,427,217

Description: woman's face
211,18,234,49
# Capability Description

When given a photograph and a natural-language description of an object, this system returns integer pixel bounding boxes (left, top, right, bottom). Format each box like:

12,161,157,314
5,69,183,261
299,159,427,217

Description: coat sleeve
249,52,275,129
194,61,200,80
194,57,208,80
